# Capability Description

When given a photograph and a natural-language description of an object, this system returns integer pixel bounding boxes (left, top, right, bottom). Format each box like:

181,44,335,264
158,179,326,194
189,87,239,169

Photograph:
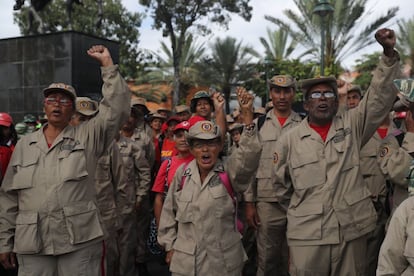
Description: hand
212,91,225,111
245,202,260,230
0,252,16,270
165,249,174,266
406,110,414,133
87,45,114,67
375,28,396,57
236,87,254,125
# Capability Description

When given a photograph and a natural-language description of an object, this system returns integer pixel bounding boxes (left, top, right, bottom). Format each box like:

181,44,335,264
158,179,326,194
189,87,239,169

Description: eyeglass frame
307,90,337,99
44,96,73,107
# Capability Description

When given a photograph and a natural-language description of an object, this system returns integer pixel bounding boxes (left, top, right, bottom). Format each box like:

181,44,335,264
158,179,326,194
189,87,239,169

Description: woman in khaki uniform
158,89,261,276
377,196,414,275
0,45,130,275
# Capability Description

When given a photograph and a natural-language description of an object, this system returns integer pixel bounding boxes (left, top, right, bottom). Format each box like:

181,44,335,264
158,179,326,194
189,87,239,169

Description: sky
0,0,412,69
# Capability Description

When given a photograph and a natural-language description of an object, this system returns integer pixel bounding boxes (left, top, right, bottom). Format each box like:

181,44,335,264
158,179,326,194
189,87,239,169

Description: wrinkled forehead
45,91,72,99
308,83,335,93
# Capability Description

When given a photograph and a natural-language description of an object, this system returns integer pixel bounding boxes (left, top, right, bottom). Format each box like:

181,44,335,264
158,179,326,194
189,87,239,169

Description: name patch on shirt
60,140,80,151
333,128,351,143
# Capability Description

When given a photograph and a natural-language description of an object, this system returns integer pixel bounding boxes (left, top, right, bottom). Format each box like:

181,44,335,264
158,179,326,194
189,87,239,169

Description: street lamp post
313,0,334,76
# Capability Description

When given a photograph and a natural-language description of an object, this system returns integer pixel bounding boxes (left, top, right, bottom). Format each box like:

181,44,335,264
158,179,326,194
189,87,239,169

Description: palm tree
259,27,311,61
397,17,414,77
139,34,206,99
199,36,259,113
265,0,398,75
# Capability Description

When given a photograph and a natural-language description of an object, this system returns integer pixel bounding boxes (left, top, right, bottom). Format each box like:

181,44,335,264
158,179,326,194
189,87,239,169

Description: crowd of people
0,28,413,276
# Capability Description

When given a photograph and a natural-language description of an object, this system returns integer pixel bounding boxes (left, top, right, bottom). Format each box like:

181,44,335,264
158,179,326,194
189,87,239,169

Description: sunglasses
44,97,73,107
308,90,336,99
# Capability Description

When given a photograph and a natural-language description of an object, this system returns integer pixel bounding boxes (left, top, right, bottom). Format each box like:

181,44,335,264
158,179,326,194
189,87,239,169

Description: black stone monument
0,31,119,122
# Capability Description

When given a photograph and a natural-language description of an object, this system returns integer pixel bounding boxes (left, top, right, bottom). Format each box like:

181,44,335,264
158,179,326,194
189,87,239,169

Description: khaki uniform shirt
158,127,261,275
116,136,151,214
94,141,124,236
271,54,400,246
377,196,414,275
377,131,414,210
243,110,302,203
360,123,397,199
0,65,130,255
131,123,155,168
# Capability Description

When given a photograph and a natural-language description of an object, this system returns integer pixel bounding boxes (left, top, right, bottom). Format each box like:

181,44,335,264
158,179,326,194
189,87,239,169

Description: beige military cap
43,83,77,101
228,123,244,132
186,121,221,141
347,84,362,96
268,75,296,88
300,76,338,99
254,107,266,116
174,105,191,114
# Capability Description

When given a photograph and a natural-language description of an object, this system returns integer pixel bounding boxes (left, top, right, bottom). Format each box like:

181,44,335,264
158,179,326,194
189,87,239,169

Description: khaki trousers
119,212,138,276
256,201,289,276
289,234,368,276
16,242,102,276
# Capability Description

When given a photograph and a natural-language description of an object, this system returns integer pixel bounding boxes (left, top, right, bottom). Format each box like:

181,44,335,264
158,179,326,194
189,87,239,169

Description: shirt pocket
209,184,233,219
95,155,110,181
14,212,42,254
9,156,38,190
287,203,323,240
336,188,377,232
291,153,325,189
170,238,196,275
63,200,104,245
175,189,193,223
219,234,246,271
58,144,88,182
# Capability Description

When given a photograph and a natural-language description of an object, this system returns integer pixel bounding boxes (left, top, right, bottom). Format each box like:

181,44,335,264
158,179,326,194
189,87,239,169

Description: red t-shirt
160,137,177,162
310,122,332,142
152,155,194,193
277,117,288,126
377,128,388,139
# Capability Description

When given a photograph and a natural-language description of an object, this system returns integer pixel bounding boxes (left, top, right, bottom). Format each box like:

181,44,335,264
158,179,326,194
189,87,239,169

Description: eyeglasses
192,139,220,149
44,97,72,106
308,90,336,99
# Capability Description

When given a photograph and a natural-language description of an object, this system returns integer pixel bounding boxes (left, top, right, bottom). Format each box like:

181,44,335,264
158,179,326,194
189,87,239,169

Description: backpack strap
257,114,266,131
180,162,191,190
162,158,172,198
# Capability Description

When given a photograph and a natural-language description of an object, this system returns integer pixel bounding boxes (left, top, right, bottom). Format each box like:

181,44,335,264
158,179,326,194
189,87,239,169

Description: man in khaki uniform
265,29,400,275
377,110,414,212
71,97,125,276
119,104,153,274
116,132,151,276
0,45,130,275
377,195,414,275
158,88,262,276
244,75,302,276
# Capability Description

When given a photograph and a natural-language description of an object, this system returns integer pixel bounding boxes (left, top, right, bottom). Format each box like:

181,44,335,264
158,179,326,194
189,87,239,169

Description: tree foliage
196,36,258,113
139,0,253,107
353,52,381,91
13,0,143,77
265,0,398,76
397,17,414,77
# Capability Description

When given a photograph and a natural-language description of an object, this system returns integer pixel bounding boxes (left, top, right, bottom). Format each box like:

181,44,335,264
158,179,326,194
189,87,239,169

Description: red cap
188,115,206,127
173,121,191,132
0,113,13,127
